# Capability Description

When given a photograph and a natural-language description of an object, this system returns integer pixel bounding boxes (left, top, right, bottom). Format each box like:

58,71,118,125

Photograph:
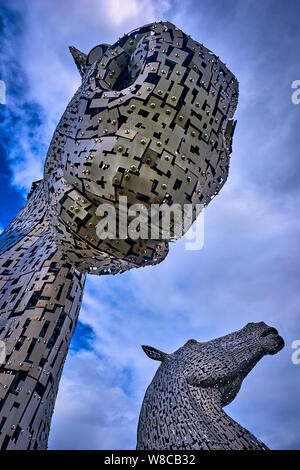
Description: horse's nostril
261,327,278,337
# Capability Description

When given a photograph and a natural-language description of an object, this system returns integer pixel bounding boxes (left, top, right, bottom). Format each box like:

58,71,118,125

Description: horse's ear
185,339,198,346
142,345,167,362
69,46,87,78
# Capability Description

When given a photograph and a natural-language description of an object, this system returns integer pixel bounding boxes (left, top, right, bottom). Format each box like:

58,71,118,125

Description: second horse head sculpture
137,322,284,450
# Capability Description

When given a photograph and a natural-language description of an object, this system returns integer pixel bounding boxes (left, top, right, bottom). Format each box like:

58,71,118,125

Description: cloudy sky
0,0,299,450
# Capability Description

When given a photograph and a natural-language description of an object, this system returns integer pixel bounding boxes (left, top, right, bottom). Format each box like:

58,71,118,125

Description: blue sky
0,0,300,450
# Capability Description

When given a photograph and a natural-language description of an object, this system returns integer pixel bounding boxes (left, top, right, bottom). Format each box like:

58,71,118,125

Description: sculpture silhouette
137,322,284,450
0,21,238,449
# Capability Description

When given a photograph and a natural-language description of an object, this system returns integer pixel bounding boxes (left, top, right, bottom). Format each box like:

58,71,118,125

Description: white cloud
104,0,158,27
48,350,139,450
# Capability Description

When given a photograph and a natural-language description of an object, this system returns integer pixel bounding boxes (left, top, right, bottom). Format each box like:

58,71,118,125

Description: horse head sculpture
137,322,284,450
44,20,239,274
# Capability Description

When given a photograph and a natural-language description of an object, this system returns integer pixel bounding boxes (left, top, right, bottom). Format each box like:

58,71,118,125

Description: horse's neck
137,369,220,450
0,183,86,449
138,369,268,450
189,385,268,450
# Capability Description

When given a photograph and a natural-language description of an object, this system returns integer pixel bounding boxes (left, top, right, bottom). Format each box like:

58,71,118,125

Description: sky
0,0,299,450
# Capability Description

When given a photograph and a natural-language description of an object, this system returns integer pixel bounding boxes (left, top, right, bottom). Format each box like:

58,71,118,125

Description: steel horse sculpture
0,22,238,449
137,322,284,450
